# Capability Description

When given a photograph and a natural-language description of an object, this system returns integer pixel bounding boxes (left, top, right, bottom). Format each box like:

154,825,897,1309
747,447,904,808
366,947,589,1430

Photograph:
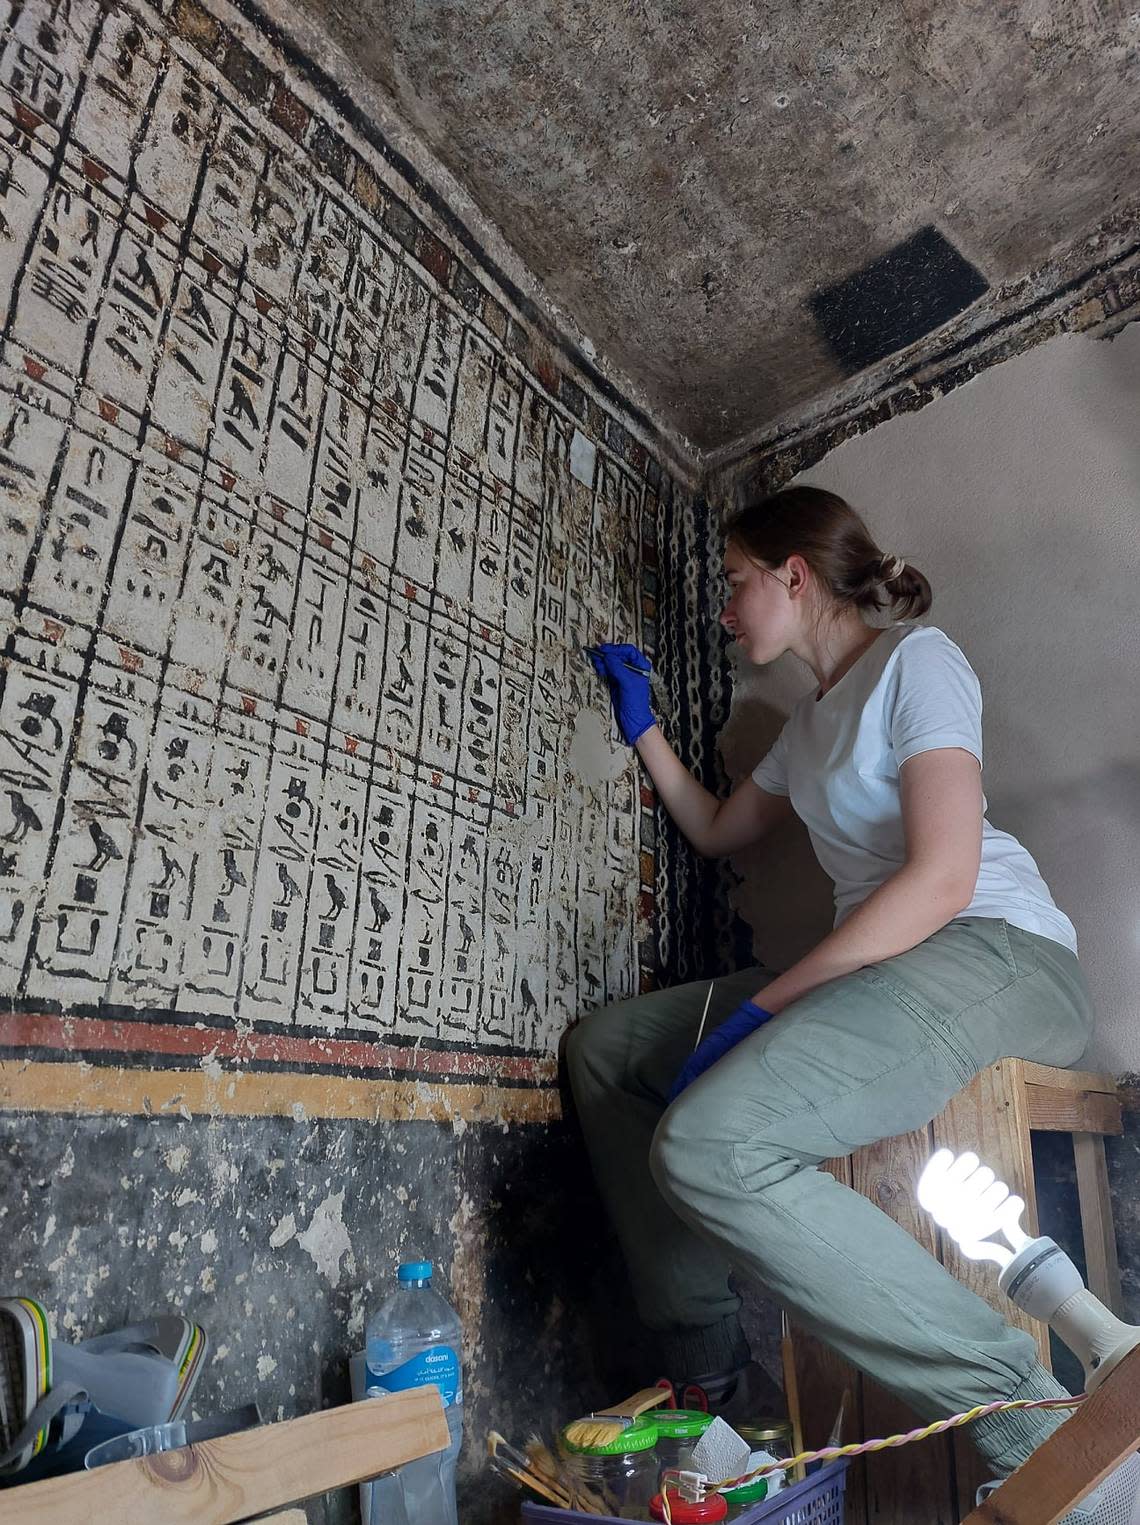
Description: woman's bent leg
565,966,770,1378
649,920,1092,1474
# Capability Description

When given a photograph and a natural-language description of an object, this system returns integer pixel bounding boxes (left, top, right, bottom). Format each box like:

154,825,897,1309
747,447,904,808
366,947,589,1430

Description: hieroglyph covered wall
0,0,675,1121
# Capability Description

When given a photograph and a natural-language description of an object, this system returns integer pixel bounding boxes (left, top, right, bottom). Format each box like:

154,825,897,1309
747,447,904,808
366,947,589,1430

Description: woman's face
719,541,798,663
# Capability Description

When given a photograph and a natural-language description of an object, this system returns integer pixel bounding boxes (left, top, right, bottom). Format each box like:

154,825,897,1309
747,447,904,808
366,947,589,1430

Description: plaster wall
0,0,683,1514
723,324,1140,1075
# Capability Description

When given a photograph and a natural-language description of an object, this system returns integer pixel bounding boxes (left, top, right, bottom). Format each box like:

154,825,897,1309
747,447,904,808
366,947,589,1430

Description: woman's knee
649,1090,734,1206
649,1081,807,1212
564,1004,624,1093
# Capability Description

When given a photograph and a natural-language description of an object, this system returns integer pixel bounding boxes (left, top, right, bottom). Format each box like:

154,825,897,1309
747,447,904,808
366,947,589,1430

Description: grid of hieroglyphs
0,0,670,1054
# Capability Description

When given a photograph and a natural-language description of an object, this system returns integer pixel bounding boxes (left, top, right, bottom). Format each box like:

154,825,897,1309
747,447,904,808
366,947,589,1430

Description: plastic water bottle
364,1260,463,1525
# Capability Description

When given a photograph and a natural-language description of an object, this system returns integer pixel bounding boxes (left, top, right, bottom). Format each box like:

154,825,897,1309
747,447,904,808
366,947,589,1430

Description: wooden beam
933,1062,1050,1361
851,1125,959,1525
934,1060,1049,1517
961,1343,1140,1524
1019,1064,1118,1096
1024,1086,1122,1135
1073,1132,1124,1315
2,1390,449,1525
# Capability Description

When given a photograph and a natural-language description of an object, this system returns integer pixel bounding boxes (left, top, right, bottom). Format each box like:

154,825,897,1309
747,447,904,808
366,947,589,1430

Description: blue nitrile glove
588,642,655,745
667,999,776,1103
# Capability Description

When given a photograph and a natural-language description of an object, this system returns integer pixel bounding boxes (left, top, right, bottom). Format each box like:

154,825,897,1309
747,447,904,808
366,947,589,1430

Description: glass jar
736,1418,793,1464
734,1418,792,1502
650,1487,728,1522
653,1409,716,1482
559,1419,660,1520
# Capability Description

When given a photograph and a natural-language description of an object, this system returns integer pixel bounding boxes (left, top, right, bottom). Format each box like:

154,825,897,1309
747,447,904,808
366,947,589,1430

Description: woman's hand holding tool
667,1000,775,1103
586,643,656,745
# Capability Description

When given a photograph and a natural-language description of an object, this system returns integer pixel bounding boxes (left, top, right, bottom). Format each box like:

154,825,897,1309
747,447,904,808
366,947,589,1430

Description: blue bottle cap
397,1260,433,1282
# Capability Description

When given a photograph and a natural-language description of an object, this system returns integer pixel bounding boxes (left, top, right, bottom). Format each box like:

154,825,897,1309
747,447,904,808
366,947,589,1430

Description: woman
568,485,1135,1520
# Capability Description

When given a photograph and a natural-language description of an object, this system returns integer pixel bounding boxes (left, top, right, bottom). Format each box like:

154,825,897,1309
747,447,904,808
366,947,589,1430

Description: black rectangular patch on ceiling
810,225,988,375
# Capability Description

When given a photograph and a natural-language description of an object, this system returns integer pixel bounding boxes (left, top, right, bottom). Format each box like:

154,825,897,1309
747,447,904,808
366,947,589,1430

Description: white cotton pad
689,1417,750,1483
748,1448,786,1494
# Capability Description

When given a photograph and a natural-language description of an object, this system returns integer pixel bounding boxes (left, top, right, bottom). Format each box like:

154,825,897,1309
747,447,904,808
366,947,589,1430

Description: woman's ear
783,553,811,599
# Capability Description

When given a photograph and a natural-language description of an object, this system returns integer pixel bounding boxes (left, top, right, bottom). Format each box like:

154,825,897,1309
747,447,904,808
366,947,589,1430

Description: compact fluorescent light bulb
918,1147,1140,1392
916,1148,1029,1267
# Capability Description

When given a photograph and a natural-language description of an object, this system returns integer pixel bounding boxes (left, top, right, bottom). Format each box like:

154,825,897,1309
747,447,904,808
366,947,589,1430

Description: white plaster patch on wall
570,428,598,486
47,1226,81,1277
0,0,663,1061
269,1211,298,1249
296,1191,352,1287
566,710,631,788
347,1285,367,1339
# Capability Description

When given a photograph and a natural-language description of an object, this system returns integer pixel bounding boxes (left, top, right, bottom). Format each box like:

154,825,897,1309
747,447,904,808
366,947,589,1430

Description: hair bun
879,553,906,583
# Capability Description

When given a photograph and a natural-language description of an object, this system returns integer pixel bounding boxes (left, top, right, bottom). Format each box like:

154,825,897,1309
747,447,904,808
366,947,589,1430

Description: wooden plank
961,1343,1140,1524
251,1514,308,1523
933,1063,1049,1359
1073,1132,1124,1315
2,1390,449,1525
933,1060,1050,1520
1024,1086,1122,1135
1019,1063,1117,1095
791,1155,868,1525
851,1124,959,1525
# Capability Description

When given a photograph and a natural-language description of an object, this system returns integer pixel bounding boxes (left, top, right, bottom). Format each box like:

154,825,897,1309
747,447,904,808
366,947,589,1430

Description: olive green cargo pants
565,918,1093,1474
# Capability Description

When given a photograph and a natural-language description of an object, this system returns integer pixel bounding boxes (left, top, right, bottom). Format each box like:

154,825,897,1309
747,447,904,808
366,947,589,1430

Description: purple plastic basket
521,1457,847,1525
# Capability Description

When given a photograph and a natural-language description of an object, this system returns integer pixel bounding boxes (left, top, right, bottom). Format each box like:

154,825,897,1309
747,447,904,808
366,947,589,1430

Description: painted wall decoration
0,0,678,1124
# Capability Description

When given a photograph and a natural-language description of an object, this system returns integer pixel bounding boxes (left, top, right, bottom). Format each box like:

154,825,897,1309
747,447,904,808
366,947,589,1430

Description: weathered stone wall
0,0,685,1514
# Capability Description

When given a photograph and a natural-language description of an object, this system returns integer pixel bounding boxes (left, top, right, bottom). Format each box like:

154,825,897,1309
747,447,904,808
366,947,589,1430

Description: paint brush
561,1384,672,1450
526,1435,606,1516
488,1454,570,1508
487,1431,575,1509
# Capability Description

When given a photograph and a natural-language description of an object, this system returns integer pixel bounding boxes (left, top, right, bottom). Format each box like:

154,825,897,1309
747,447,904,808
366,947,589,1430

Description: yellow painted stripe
0,1059,562,1124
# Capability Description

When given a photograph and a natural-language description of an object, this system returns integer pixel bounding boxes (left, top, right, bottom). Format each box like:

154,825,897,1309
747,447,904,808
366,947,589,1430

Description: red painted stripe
0,1013,556,1084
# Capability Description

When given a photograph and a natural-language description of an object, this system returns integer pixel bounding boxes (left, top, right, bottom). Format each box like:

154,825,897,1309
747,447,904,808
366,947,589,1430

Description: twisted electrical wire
713,1394,1085,1490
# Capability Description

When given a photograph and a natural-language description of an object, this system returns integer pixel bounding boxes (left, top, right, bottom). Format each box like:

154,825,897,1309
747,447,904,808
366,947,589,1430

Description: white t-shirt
751,624,1078,954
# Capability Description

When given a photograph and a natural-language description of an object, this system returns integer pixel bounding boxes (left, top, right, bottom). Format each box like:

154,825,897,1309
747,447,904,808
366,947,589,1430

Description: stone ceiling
290,0,1140,455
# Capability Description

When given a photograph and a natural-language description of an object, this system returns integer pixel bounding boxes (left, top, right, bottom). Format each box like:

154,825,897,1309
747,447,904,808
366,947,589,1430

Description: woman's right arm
635,723,793,858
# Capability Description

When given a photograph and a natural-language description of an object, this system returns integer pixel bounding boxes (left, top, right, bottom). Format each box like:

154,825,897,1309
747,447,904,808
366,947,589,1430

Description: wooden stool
790,1059,1124,1525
